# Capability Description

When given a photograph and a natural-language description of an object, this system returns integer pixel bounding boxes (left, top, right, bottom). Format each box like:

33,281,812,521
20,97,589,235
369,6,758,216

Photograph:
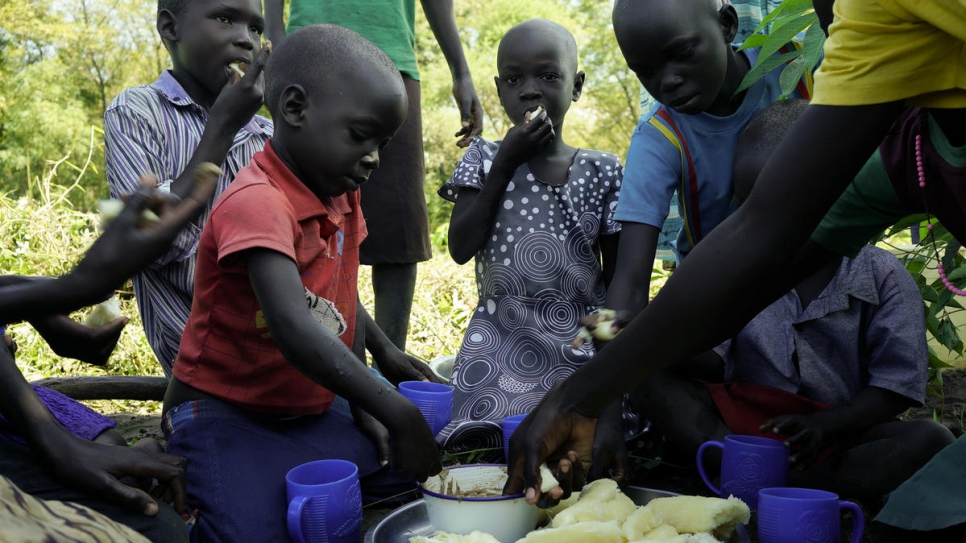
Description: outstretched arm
0,171,217,322
420,0,484,147
0,344,186,515
506,101,905,503
447,117,555,263
245,249,441,481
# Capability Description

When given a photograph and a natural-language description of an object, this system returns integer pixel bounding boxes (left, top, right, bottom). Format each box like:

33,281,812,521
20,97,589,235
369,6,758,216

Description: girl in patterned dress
437,18,623,461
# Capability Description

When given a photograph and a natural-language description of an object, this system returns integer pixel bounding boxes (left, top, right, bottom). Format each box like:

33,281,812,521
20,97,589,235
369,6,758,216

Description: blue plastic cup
502,414,528,462
286,459,362,543
697,434,789,510
757,487,864,543
398,381,453,435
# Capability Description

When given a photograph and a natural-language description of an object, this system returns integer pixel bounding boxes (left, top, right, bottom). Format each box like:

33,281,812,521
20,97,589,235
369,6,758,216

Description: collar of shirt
795,247,881,323
152,71,272,137
253,140,352,236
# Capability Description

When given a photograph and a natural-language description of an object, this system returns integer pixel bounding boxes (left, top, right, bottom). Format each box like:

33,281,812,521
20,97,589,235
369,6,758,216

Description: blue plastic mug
502,414,528,462
398,381,454,435
757,487,864,543
697,434,789,510
286,459,362,543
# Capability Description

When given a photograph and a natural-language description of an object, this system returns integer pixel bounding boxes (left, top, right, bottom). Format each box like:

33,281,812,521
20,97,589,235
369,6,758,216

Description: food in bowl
418,465,539,543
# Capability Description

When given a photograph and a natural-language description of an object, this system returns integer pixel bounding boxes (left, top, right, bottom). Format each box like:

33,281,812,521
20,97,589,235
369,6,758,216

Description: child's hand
572,309,633,349
351,406,391,466
375,349,441,386
588,417,627,487
31,314,128,366
70,166,218,304
760,414,826,470
493,106,555,172
45,430,187,516
453,75,484,148
387,402,442,482
210,40,272,133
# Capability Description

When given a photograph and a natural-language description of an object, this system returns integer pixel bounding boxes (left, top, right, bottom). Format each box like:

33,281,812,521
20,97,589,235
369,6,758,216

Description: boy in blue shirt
604,0,811,320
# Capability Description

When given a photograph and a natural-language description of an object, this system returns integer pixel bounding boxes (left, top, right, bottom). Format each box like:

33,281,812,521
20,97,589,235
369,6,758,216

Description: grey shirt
715,245,928,407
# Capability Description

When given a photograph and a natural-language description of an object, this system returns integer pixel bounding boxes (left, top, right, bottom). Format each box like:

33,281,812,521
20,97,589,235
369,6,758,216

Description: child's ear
157,9,178,43
718,4,739,44
572,71,586,102
493,75,504,106
279,84,307,127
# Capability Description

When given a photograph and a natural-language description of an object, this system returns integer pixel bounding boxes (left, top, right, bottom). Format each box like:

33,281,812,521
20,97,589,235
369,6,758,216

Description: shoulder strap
778,41,813,100
648,107,702,247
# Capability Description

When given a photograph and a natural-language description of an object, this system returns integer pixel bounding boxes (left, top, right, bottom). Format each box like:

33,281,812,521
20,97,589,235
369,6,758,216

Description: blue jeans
163,399,417,543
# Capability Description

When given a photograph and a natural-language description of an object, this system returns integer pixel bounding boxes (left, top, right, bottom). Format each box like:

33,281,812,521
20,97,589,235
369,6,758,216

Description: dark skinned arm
263,0,286,48
0,176,216,513
244,248,441,481
419,0,484,146
598,232,620,289
762,387,913,468
448,117,554,263
163,47,271,198
603,223,659,316
506,102,905,503
0,172,216,322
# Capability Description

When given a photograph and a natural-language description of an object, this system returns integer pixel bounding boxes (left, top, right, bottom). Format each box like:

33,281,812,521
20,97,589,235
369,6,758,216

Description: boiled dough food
643,496,750,540
639,524,679,540
515,520,622,543
83,298,123,328
409,531,501,543
551,479,637,528
538,463,559,494
97,199,159,229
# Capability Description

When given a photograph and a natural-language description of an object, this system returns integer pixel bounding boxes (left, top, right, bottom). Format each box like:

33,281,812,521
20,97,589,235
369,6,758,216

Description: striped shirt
104,71,273,375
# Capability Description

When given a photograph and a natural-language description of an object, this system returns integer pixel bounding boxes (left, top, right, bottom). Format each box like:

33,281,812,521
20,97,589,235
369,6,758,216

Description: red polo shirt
173,141,366,414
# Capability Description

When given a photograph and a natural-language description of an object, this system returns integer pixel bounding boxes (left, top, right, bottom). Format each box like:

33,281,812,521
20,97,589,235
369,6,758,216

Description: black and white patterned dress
437,137,622,455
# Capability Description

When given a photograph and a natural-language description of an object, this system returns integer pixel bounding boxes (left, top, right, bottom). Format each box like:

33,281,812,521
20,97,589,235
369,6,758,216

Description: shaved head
265,24,403,118
498,18,579,73
613,0,722,37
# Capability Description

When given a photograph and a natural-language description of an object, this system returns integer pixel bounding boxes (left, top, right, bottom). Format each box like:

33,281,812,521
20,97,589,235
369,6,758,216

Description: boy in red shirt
163,24,441,541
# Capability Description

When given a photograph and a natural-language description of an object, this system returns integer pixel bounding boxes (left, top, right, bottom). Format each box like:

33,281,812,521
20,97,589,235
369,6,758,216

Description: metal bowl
364,486,751,543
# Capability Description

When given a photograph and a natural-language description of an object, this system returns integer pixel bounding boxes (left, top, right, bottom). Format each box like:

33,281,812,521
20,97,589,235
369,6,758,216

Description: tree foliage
1,0,638,243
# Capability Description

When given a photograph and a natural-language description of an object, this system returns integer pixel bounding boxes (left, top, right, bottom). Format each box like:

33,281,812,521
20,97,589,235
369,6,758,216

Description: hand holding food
572,309,622,348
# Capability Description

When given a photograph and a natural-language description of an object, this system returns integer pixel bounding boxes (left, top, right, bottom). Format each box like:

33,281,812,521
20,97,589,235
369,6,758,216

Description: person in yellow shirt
505,2,966,536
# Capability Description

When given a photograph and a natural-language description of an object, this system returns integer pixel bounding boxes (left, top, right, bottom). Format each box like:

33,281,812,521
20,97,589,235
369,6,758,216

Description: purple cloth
104,71,272,375
0,386,116,445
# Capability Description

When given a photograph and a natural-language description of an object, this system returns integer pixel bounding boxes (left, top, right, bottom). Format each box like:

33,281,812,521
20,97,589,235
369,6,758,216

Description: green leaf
737,33,769,51
938,318,961,353
926,311,941,336
734,50,801,96
923,286,940,304
948,265,966,281
755,0,814,32
758,16,814,62
800,18,825,71
891,213,930,231
778,56,807,99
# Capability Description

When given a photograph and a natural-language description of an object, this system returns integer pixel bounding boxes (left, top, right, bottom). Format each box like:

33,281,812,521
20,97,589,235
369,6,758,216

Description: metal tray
364,486,750,542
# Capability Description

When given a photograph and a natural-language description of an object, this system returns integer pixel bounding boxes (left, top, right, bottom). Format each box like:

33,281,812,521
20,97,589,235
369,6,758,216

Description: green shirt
813,113,966,257
288,0,419,80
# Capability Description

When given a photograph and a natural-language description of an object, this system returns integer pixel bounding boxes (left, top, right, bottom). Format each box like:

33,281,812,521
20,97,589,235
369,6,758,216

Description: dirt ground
108,368,966,542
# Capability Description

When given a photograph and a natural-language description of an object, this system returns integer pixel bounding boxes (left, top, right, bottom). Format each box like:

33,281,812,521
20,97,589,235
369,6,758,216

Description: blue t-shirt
616,47,808,259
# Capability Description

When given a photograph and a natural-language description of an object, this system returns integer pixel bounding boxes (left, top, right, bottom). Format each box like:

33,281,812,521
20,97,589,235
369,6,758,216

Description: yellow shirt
813,0,966,108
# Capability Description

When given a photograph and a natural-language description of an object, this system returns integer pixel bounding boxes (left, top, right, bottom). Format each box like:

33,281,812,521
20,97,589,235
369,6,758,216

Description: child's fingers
246,39,273,79
155,164,219,233
112,175,158,231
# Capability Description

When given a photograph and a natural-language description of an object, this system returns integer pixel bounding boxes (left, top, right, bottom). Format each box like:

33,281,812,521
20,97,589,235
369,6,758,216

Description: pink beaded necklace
917,132,966,296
